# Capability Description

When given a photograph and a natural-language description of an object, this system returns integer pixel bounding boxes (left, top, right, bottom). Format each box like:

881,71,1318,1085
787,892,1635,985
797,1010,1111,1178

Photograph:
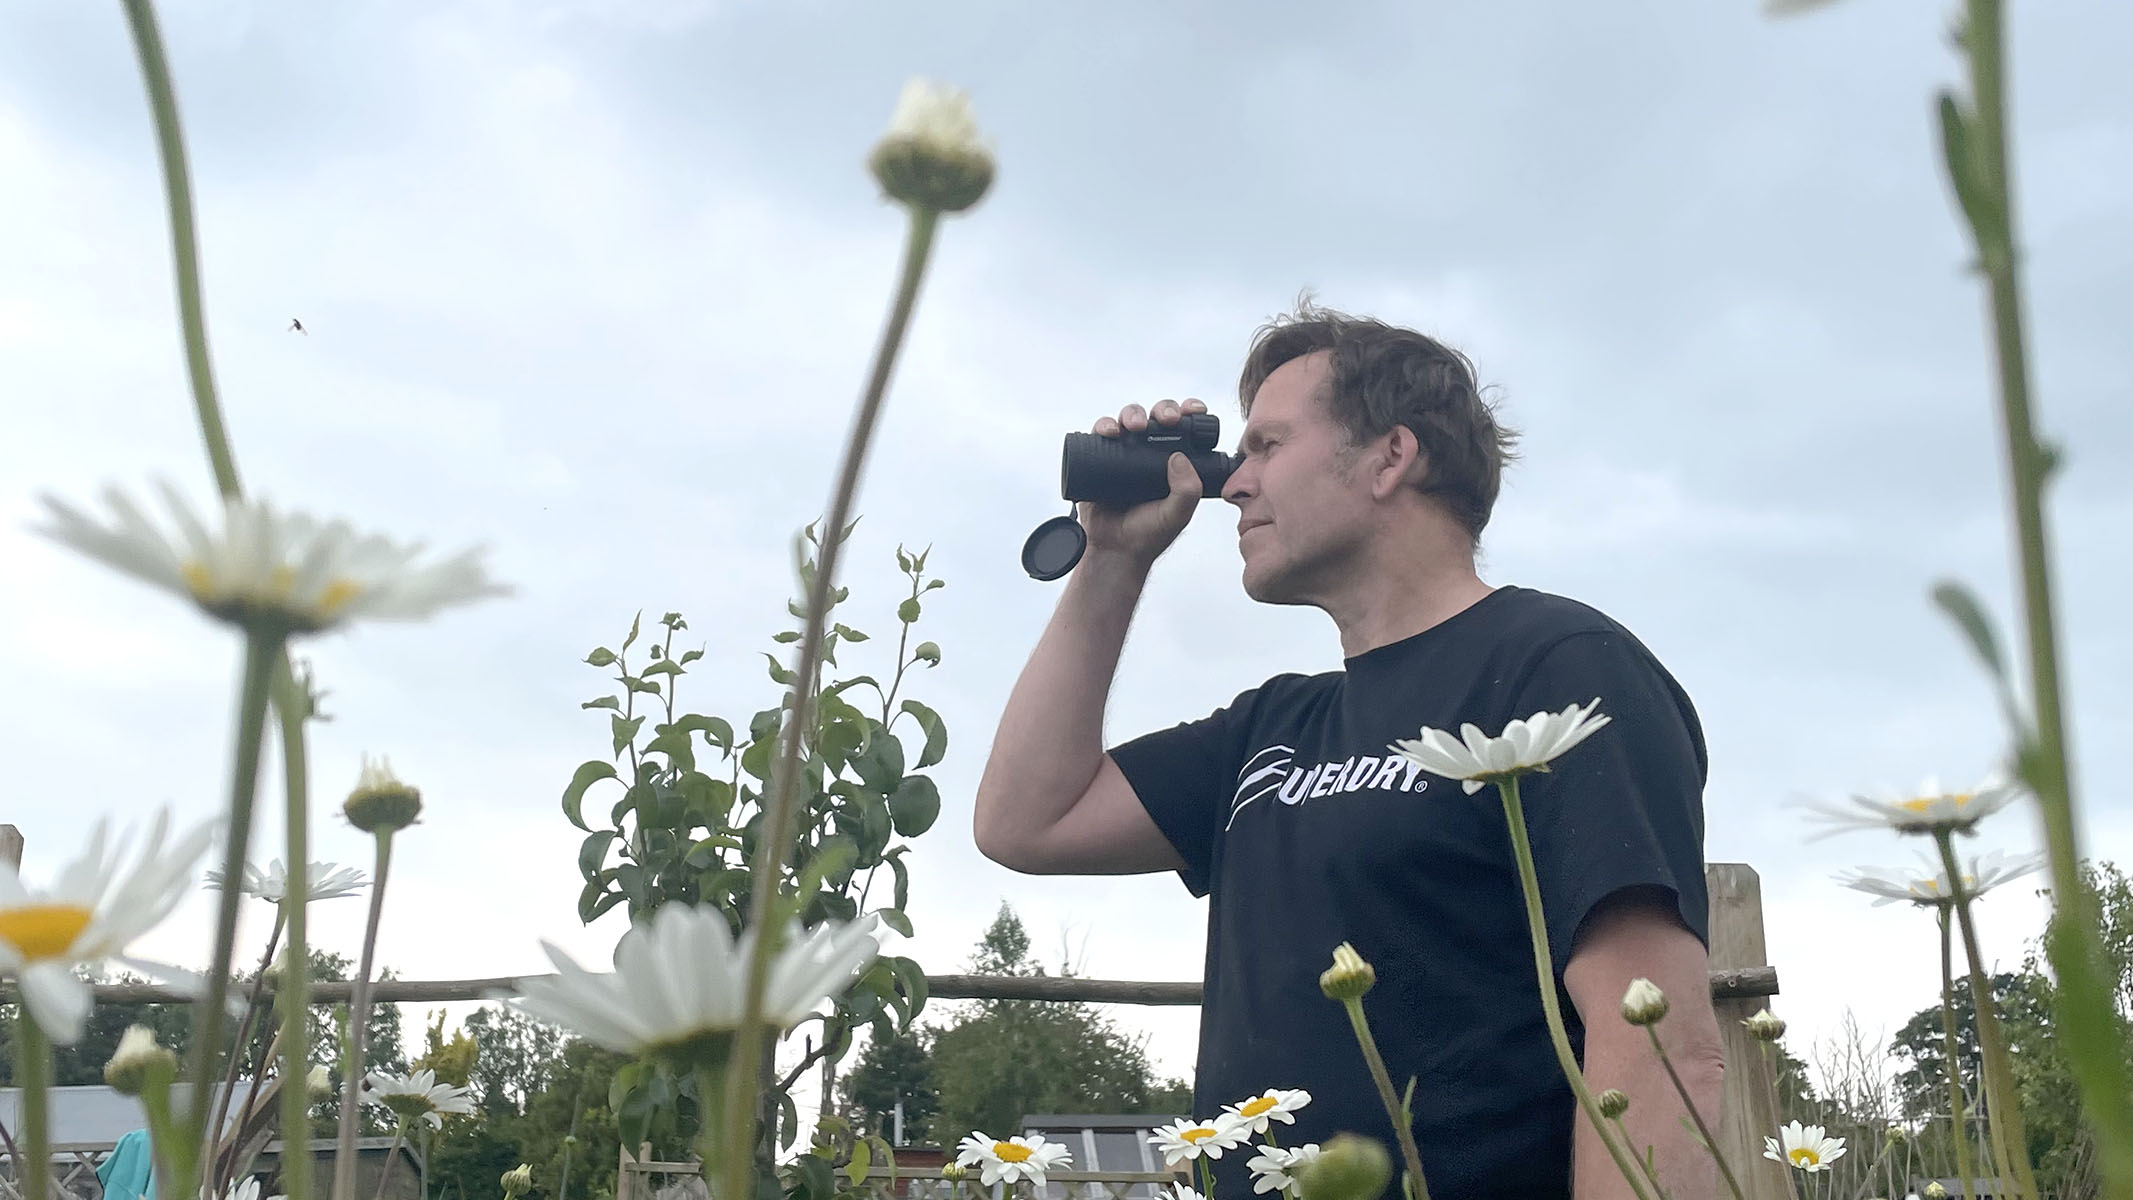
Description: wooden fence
1,828,1787,1198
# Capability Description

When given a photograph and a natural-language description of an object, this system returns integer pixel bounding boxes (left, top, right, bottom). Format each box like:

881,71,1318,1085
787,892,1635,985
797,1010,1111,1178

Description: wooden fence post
1708,863,1794,1200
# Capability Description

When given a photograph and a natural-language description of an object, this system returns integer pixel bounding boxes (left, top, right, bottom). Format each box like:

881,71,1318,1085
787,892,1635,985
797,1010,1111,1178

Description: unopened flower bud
345,755,423,833
1743,1008,1787,1043
1596,1089,1630,1119
104,1025,178,1096
1294,1134,1391,1200
308,1065,334,1096
1320,943,1376,1002
867,79,995,214
1620,978,1669,1026
1925,1184,1949,1199
939,1164,968,1182
914,641,941,666
501,1164,533,1198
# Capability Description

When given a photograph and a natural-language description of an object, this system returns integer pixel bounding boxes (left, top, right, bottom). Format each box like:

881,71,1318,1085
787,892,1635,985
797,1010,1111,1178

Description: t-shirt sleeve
1508,631,1709,977
1107,692,1258,898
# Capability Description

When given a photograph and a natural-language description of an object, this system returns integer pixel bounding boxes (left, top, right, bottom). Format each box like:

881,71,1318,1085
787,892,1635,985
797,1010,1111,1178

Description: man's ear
1373,425,1429,499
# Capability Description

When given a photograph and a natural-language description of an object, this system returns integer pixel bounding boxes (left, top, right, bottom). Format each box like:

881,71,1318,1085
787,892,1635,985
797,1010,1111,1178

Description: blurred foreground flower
1810,776,2021,838
953,1133,1071,1187
1223,1088,1311,1135
1835,848,2044,906
206,857,366,903
1293,1134,1391,1200
344,756,424,834
1246,1143,1322,1195
363,1067,475,1128
37,482,507,635
1763,1121,1846,1173
512,905,878,1064
868,79,994,214
1149,1116,1250,1167
1387,699,1610,794
103,1024,178,1095
0,809,214,1042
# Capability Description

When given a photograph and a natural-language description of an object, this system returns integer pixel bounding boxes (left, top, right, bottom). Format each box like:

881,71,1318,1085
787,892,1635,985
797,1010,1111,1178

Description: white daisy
363,1068,475,1128
37,482,508,635
511,905,878,1060
1835,849,2045,907
1245,1143,1321,1195
0,809,215,1043
1148,1116,1252,1167
953,1133,1072,1187
1166,1185,1211,1200
205,858,367,904
1809,776,2022,838
1763,1121,1846,1173
1387,700,1612,795
214,1178,284,1200
1222,1088,1312,1136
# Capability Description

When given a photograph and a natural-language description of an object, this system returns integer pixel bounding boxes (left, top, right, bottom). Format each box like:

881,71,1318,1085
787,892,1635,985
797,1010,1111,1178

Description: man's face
1222,351,1375,605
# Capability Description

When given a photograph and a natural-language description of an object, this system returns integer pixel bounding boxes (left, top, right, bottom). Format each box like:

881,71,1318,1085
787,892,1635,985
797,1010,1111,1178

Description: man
973,306,1722,1199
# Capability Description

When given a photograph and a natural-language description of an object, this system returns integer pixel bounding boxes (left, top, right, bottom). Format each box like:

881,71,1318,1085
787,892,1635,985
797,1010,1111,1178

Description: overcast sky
3,0,2129,1120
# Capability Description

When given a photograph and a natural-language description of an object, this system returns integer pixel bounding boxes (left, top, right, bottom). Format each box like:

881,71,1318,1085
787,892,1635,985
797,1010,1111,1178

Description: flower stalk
1932,833,2039,1200
1333,995,1432,1200
1942,0,2133,1186
1936,909,1980,1200
17,1013,53,1200
1640,1023,1744,1200
334,830,397,1200
718,202,944,1200
1495,777,1660,1200
276,669,315,1200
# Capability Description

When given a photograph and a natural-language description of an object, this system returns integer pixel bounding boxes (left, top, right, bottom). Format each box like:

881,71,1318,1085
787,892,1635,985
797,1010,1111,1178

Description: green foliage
415,1009,481,1088
0,968,194,1086
562,535,950,1172
927,906,1189,1140
839,1031,938,1144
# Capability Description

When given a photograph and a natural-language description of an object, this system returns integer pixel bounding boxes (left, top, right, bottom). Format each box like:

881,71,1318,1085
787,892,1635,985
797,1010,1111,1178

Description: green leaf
642,659,683,678
850,727,905,791
763,653,797,686
858,794,893,859
584,647,617,667
923,578,943,592
622,611,643,652
561,760,618,830
773,630,802,644
875,908,913,937
897,597,921,624
577,830,617,878
896,547,913,573
1932,579,2007,681
1937,90,2001,243
577,877,624,924
899,699,948,769
740,737,774,781
623,676,662,695
660,611,685,628
610,714,645,756
679,647,705,666
888,775,941,837
845,1136,871,1186
887,955,929,1024
912,641,941,667
825,675,882,700
748,707,783,743
581,696,621,712
887,851,910,911
834,623,870,643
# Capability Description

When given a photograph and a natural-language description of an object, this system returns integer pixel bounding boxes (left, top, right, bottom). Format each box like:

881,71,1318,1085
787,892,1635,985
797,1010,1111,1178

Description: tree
927,906,1185,1141
840,1031,938,1144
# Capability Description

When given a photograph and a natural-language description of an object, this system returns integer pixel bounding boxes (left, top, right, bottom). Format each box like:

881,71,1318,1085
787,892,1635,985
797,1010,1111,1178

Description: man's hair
1237,302,1520,543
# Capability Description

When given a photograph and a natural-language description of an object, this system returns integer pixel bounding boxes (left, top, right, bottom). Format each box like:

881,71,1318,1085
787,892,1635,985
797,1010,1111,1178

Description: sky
2,0,2130,1129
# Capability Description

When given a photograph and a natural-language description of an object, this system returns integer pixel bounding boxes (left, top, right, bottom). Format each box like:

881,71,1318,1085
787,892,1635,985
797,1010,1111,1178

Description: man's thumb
1167,452,1201,502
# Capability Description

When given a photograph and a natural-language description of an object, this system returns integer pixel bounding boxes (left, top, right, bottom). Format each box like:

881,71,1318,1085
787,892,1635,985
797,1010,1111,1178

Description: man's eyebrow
1242,421,1292,446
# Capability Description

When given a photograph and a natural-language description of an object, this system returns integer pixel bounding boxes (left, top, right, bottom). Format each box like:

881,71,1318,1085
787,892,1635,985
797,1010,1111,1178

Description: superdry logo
1227,744,1432,829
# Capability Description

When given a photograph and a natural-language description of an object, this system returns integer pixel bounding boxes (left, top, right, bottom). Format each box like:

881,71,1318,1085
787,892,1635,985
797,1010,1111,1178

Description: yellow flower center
1788,1147,1821,1169
1240,1096,1278,1118
1183,1128,1217,1144
991,1143,1031,1163
0,904,94,961
1898,792,1971,814
181,561,362,619
181,561,215,599
318,579,362,615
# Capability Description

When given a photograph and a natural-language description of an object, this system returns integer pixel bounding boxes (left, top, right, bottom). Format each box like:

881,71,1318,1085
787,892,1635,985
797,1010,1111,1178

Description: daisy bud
1743,1008,1787,1042
501,1164,533,1198
308,1065,334,1096
868,79,995,214
1319,943,1376,1002
1925,1184,1949,1199
1620,978,1669,1026
1293,1134,1391,1200
1596,1089,1629,1119
939,1164,968,1182
345,755,423,833
104,1025,178,1096
914,641,942,666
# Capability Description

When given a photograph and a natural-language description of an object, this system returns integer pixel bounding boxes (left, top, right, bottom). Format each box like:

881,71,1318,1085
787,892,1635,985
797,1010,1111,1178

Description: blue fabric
97,1128,156,1200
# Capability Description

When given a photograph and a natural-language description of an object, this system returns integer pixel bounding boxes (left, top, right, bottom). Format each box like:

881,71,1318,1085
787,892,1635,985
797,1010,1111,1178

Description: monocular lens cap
1021,515,1087,581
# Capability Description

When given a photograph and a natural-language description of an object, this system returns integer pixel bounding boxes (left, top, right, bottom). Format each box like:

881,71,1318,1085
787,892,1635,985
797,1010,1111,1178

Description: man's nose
1222,457,1254,506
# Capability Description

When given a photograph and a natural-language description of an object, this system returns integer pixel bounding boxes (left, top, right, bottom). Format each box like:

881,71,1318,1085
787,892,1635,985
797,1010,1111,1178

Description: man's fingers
1092,416,1120,436
1151,399,1182,424
1183,397,1207,414
1119,403,1148,431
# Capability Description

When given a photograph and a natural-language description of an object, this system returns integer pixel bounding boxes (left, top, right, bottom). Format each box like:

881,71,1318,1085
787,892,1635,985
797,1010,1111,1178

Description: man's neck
1326,562,1498,659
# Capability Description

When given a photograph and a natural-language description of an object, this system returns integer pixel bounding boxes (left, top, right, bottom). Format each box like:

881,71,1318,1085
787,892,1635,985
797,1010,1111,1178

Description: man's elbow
972,790,1045,873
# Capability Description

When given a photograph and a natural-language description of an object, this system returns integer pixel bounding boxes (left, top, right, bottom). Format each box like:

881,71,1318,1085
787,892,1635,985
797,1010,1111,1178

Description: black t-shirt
1109,586,1708,1200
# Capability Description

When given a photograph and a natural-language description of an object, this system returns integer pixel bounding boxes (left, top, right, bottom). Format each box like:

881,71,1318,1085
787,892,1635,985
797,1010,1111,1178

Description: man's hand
1081,397,1209,570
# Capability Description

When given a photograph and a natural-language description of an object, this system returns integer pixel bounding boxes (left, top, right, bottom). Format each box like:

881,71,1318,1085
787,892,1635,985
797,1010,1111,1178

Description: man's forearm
972,549,1148,863
1574,1017,1725,1200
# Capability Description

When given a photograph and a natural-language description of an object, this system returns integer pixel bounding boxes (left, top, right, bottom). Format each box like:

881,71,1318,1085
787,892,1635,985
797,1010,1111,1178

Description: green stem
718,204,943,1200
1952,1,2133,1189
1641,1025,1744,1200
1937,909,1979,1200
372,1123,407,1200
1338,998,1432,1200
334,832,396,1200
1607,1116,1665,1198
18,1013,51,1200
115,0,240,501
1496,777,1661,1200
276,669,315,1200
1933,835,2040,1200
207,907,284,1189
143,1080,181,1191
177,624,284,1200
695,1067,728,1197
